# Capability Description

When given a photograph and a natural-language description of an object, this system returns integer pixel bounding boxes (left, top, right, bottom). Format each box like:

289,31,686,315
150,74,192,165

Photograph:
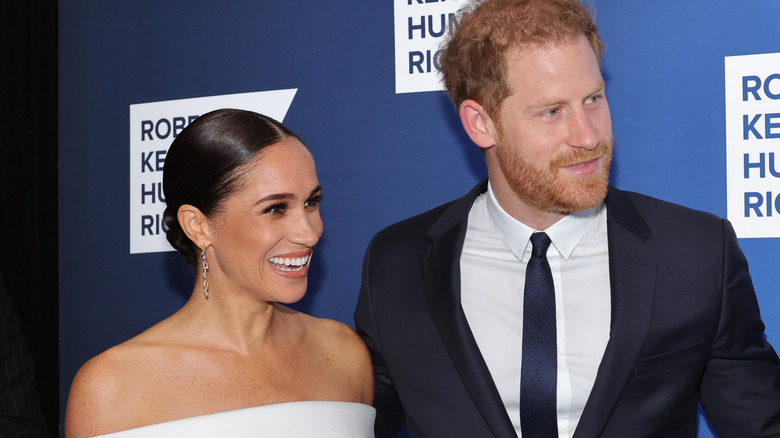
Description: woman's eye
264,203,287,215
305,194,323,209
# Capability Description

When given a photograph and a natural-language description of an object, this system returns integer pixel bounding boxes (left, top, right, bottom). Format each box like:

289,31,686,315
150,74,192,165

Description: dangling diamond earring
201,243,209,299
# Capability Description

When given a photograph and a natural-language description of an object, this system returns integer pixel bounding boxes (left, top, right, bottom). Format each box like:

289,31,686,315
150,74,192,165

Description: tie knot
530,232,551,258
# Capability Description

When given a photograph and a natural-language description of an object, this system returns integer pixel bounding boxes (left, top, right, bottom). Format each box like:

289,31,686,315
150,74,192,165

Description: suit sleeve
699,219,780,436
354,235,406,438
0,273,49,438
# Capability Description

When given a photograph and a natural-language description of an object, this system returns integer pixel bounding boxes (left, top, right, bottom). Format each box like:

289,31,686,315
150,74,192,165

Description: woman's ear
178,204,212,247
459,99,499,151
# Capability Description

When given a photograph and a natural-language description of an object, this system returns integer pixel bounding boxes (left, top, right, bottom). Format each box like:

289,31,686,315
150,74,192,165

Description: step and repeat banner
59,1,780,436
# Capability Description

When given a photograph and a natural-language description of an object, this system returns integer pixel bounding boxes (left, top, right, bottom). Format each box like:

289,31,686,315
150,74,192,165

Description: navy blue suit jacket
355,181,780,437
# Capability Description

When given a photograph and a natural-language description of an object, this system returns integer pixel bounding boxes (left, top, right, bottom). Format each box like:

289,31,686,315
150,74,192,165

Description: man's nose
567,108,599,150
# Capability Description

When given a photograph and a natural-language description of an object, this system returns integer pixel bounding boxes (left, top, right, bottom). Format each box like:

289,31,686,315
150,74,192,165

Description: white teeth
269,255,310,268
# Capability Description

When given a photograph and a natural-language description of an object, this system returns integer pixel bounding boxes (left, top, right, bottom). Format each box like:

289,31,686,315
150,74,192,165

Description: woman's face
205,137,323,304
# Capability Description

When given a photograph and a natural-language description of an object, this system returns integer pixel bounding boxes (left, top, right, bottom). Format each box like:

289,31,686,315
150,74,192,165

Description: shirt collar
485,182,604,261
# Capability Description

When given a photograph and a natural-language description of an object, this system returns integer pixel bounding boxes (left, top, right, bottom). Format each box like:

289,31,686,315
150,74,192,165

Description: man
354,0,780,437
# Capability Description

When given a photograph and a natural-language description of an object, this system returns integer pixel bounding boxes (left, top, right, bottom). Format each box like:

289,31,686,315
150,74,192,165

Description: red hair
440,0,604,118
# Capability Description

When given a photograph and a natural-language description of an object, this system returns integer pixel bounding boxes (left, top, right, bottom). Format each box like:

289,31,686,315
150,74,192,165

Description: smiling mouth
268,255,310,271
565,157,599,167
560,157,602,173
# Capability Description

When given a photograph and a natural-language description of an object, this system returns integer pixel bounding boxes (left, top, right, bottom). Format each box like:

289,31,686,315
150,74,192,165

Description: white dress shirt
460,183,611,438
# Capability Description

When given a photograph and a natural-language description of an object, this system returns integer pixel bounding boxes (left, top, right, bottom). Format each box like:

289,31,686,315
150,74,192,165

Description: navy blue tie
520,232,558,437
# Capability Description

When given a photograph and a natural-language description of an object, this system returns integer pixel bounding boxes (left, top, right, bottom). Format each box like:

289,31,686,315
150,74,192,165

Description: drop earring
201,243,209,298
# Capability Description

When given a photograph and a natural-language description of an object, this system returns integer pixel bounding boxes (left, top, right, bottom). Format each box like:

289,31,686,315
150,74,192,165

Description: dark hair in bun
162,108,302,266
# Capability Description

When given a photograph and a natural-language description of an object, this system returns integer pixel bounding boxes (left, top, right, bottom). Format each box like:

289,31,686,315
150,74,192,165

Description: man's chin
546,179,609,213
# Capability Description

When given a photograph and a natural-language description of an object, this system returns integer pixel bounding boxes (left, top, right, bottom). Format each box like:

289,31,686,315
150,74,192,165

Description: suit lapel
418,183,657,437
421,181,517,438
574,186,658,437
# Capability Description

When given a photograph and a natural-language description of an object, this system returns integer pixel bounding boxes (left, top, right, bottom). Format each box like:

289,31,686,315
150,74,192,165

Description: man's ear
459,99,498,150
178,204,212,248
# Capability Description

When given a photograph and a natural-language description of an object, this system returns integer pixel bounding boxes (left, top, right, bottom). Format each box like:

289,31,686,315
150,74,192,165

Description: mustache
550,138,613,169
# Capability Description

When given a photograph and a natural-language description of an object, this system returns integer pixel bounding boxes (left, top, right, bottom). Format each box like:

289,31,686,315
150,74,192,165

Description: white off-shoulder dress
92,401,375,437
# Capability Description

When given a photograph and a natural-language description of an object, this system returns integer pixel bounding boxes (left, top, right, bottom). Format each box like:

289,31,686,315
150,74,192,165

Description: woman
65,109,374,437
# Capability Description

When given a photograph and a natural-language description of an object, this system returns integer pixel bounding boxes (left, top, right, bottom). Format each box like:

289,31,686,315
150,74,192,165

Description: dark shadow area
0,0,59,435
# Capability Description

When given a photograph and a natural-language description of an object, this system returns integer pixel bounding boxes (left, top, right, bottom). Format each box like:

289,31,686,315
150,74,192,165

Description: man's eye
544,108,560,117
586,95,601,104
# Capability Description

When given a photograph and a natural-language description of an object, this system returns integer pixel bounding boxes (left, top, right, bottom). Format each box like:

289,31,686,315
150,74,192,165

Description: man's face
489,34,613,220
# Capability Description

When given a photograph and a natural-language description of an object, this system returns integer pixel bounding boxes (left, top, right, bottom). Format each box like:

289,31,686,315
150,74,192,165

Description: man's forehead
500,36,603,103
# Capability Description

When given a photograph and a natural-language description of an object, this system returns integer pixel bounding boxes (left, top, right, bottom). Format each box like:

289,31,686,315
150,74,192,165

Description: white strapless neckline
92,400,375,437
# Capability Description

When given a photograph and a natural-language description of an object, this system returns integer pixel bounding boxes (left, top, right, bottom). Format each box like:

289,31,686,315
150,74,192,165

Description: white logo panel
725,53,780,238
394,0,466,94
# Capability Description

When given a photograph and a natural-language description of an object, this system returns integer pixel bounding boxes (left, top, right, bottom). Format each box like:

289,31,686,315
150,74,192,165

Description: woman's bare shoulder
312,317,367,354
64,342,142,437
304,314,374,404
64,327,175,437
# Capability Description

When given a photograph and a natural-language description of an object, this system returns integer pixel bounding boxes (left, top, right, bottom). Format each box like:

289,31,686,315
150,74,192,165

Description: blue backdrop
59,1,780,436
